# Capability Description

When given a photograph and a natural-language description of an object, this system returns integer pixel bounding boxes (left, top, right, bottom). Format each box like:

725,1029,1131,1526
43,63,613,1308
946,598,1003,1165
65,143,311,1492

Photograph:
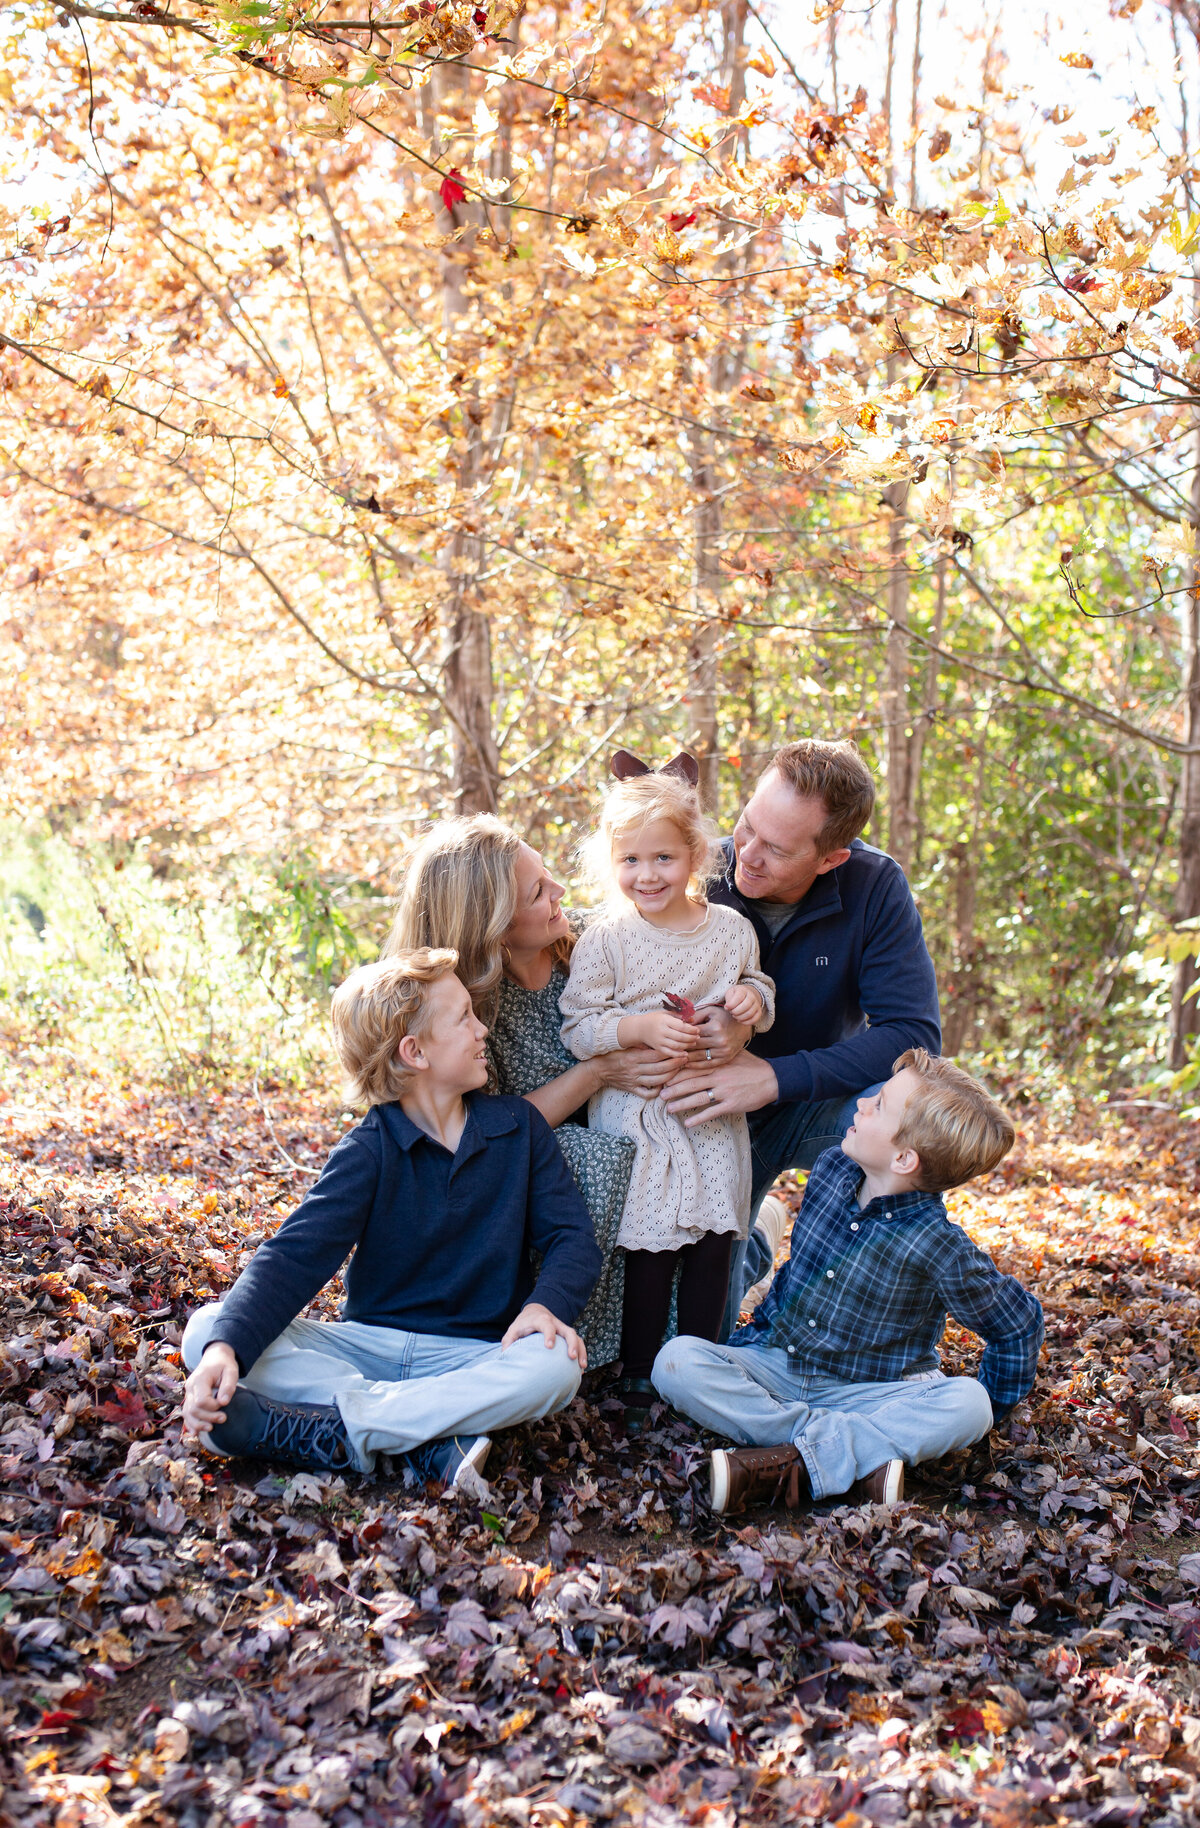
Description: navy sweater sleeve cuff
768,1052,814,1105
200,1328,252,1380
527,1274,588,1326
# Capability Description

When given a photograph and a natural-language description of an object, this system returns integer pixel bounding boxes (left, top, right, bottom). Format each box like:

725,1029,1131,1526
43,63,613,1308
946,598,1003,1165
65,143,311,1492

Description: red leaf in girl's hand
663,993,697,1023
439,168,467,211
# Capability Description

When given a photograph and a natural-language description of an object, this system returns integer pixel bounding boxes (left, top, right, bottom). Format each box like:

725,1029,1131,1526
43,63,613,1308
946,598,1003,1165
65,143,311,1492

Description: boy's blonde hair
331,948,459,1107
891,1048,1015,1194
580,771,719,904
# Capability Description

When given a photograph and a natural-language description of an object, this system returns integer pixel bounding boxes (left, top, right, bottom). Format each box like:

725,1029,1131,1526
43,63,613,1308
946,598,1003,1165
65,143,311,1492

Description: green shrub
0,825,388,1090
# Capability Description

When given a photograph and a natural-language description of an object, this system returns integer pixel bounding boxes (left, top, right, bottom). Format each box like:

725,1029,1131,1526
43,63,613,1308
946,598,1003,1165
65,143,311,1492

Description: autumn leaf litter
3,1079,1200,1826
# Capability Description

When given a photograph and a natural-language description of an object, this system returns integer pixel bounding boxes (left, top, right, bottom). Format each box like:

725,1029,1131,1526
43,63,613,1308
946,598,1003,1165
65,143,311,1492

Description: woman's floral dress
487,966,632,1370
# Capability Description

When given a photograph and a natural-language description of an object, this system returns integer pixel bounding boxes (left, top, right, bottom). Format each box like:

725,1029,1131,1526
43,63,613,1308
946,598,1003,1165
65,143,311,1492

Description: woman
382,815,675,1373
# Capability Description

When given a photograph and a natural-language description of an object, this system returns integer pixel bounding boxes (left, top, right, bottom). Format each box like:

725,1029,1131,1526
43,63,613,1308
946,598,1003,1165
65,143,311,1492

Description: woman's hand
597,1044,680,1099
182,1342,239,1436
501,1302,588,1370
617,1011,695,1057
687,1004,754,1065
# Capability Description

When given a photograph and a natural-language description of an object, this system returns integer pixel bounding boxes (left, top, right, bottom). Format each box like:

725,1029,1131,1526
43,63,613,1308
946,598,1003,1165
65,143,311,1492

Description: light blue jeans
653,1334,993,1500
183,1303,582,1473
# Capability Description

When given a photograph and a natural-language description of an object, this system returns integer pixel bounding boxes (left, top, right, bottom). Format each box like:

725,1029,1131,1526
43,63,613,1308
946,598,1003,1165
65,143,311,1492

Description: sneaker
202,1388,354,1474
742,1194,791,1315
407,1434,492,1491
858,1458,905,1506
709,1443,809,1516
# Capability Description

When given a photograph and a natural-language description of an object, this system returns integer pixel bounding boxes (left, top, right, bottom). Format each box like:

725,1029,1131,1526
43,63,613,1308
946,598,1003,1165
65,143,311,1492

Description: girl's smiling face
613,817,696,925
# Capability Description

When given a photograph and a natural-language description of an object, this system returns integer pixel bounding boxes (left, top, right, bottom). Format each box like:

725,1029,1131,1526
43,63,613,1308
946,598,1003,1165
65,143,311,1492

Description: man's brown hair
768,739,875,853
331,948,460,1107
891,1047,1015,1194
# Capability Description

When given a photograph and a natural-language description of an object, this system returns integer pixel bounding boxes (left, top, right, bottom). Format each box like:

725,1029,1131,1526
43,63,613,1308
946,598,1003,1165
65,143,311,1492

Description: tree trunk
881,0,921,871
941,706,990,1054
912,551,946,870
432,61,500,814
883,0,899,196
883,478,915,871
685,0,748,817
909,0,923,207
1171,422,1200,1065
688,456,722,812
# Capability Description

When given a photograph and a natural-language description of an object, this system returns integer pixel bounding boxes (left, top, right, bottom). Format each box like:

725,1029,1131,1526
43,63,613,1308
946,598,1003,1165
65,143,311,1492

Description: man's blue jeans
720,1085,881,1341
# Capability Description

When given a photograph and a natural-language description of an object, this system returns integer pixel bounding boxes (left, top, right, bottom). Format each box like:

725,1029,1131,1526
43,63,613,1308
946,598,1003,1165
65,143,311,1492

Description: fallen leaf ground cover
2,1064,1200,1828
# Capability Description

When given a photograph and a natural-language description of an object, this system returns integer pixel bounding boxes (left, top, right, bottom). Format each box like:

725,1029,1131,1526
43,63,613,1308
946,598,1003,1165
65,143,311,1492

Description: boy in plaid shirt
653,1049,1042,1512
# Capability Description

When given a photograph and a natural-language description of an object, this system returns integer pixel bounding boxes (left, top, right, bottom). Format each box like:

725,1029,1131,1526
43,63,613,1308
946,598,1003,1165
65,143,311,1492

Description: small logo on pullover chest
815,955,829,966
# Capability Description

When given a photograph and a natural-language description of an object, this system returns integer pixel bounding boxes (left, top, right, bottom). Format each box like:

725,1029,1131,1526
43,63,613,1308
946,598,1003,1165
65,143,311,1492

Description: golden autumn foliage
6,0,1200,1068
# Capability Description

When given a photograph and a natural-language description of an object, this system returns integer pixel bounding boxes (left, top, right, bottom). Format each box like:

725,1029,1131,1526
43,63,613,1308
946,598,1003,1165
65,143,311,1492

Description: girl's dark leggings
620,1230,734,1383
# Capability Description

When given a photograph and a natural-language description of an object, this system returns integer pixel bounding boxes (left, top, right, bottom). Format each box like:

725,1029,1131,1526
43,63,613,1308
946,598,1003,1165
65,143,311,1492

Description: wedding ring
705,1049,712,1061
707,1088,717,1105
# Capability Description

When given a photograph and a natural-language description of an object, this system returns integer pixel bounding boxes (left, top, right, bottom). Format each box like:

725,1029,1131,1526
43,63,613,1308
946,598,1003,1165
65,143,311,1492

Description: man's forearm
767,1013,941,1106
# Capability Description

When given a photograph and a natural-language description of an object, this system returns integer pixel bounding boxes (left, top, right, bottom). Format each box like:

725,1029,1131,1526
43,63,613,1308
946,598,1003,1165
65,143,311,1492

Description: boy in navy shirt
181,948,601,1488
653,1049,1042,1513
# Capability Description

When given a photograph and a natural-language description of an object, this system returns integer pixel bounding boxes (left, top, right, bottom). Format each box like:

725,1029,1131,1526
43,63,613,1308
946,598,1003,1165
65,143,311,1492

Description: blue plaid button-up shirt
731,1148,1043,1416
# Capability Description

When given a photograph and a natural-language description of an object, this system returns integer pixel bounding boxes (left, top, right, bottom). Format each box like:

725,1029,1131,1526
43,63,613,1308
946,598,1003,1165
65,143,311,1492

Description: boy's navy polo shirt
207,1094,602,1374
708,837,940,1104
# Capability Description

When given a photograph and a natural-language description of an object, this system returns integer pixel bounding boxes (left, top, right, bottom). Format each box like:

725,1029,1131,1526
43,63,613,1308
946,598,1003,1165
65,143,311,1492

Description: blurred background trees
3,0,1200,1097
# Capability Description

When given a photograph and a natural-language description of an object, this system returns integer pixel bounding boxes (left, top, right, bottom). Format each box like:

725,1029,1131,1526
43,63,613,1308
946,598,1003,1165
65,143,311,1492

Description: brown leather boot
709,1444,810,1516
857,1458,905,1506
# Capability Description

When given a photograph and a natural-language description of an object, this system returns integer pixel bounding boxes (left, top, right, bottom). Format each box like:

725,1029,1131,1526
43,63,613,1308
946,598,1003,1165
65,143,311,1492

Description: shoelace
772,1461,804,1508
261,1403,349,1467
407,1438,456,1482
740,1448,804,1508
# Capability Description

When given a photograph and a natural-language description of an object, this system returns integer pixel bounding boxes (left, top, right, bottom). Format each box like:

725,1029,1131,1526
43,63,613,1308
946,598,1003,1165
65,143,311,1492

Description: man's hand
182,1341,239,1436
686,1004,754,1066
501,1302,588,1370
662,1052,780,1127
598,1044,680,1099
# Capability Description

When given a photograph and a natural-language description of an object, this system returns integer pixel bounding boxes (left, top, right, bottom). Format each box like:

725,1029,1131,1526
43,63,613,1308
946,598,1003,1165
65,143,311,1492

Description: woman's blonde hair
384,815,571,1023
331,948,459,1107
580,771,720,905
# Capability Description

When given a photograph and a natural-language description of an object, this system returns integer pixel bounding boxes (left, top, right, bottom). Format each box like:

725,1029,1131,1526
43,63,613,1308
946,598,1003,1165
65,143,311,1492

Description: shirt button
826,1269,835,1279
883,1211,891,1219
808,1318,816,1328
850,1223,859,1232
787,1345,795,1355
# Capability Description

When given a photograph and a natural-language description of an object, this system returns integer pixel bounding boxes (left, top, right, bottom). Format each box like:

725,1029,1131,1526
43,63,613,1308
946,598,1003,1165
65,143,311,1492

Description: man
665,740,941,1337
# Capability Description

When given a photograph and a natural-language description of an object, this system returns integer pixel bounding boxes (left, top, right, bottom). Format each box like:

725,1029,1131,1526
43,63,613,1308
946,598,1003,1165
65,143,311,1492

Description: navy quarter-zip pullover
708,837,940,1104
206,1094,602,1375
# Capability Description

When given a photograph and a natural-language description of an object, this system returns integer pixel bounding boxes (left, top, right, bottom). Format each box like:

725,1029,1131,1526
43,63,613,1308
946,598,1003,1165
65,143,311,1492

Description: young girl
559,756,774,1422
